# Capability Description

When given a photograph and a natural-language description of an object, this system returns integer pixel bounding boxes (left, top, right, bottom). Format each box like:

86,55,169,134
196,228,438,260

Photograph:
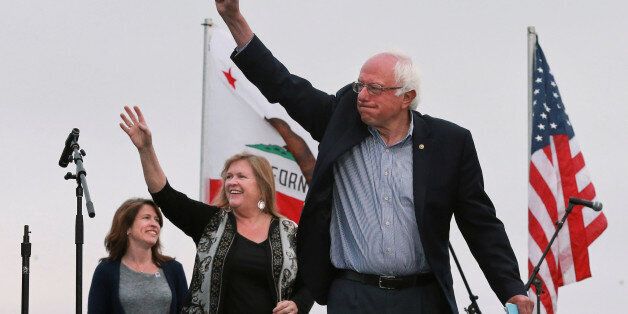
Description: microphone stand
61,132,95,314
525,201,576,314
21,225,31,314
449,242,482,314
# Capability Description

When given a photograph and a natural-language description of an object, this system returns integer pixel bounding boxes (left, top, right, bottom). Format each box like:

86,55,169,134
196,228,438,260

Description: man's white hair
383,50,421,110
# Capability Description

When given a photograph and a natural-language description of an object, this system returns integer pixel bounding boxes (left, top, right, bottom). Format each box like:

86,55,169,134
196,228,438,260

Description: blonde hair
213,152,282,218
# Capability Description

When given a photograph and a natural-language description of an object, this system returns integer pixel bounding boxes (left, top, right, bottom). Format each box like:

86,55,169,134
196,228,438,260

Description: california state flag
200,26,317,223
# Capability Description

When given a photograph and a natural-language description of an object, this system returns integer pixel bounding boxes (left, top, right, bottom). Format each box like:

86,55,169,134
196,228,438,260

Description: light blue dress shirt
330,114,430,275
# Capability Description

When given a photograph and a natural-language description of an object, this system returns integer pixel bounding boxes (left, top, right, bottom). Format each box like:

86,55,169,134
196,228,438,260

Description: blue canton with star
531,43,575,153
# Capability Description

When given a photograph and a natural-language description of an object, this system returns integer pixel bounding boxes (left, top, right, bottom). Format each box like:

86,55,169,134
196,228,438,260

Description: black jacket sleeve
291,273,314,313
453,130,526,303
151,181,219,244
231,35,337,142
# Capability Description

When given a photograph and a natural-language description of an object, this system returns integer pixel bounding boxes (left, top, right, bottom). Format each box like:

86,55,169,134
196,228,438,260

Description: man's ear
402,90,416,108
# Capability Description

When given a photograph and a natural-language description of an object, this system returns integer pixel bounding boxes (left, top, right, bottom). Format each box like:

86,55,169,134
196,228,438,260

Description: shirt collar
367,111,414,147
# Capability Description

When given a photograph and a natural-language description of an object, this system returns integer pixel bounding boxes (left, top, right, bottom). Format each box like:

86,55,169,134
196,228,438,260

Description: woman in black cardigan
87,198,188,313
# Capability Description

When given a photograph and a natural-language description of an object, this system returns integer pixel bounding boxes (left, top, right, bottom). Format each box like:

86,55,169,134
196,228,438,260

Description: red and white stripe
528,134,607,313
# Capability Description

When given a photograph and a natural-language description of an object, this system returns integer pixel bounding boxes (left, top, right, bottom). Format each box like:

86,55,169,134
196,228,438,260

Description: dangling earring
257,200,266,212
224,206,232,213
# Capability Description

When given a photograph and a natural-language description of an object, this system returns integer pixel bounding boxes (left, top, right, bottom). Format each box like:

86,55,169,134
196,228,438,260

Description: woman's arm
119,105,166,193
150,181,217,243
121,106,216,241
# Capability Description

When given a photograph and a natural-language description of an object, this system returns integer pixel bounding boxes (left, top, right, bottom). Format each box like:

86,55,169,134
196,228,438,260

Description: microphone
58,128,80,168
569,197,603,211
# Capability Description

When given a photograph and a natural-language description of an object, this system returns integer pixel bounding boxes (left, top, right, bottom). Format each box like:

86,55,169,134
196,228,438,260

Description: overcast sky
1,1,626,313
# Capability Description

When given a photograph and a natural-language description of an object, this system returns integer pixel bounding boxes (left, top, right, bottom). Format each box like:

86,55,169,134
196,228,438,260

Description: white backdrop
1,1,626,313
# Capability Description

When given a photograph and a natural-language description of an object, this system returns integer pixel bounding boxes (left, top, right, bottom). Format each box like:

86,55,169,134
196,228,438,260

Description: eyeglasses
352,81,402,96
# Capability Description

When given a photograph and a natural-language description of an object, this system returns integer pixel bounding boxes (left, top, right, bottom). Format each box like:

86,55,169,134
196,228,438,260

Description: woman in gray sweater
87,198,188,313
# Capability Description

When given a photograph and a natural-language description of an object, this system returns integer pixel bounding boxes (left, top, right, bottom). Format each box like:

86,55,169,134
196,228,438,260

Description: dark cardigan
87,258,188,314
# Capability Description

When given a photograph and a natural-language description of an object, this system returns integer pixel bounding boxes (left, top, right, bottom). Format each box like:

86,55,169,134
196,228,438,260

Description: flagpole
527,26,537,161
527,26,543,314
200,18,214,202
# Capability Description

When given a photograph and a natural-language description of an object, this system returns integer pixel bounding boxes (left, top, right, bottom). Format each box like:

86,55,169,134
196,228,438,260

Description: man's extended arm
215,0,254,48
454,130,533,313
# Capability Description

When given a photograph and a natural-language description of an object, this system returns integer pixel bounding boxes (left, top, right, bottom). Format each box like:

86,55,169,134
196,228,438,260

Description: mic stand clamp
532,277,542,313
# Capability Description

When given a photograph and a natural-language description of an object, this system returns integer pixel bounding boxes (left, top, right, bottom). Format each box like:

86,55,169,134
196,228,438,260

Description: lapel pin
418,144,425,150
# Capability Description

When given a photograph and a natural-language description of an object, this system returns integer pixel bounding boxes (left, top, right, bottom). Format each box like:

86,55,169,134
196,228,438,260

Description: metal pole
527,26,537,161
76,184,84,314
199,18,214,202
21,225,31,314
448,242,481,313
527,26,538,314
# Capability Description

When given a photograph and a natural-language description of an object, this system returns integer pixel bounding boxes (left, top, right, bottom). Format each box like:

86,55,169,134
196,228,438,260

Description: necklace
124,257,156,275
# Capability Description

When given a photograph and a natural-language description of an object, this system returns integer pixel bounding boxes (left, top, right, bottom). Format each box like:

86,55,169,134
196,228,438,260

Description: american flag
528,42,607,314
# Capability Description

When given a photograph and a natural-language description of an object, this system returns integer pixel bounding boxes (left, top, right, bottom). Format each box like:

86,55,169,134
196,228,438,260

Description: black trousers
327,277,452,314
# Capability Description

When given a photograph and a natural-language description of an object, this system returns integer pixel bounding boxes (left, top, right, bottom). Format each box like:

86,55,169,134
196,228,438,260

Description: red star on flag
222,68,237,89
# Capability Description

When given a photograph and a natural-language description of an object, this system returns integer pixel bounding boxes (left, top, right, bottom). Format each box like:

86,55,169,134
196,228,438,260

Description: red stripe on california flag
208,179,303,223
208,179,222,204
276,195,304,224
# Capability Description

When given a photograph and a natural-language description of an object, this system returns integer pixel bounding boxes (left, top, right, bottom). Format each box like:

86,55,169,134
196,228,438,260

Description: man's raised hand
214,0,254,47
215,0,241,20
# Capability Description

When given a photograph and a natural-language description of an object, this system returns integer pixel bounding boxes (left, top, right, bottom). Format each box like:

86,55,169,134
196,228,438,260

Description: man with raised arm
214,1,533,313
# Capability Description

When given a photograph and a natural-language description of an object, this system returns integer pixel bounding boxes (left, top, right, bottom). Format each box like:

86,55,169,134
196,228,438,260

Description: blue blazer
232,35,526,313
87,258,187,314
